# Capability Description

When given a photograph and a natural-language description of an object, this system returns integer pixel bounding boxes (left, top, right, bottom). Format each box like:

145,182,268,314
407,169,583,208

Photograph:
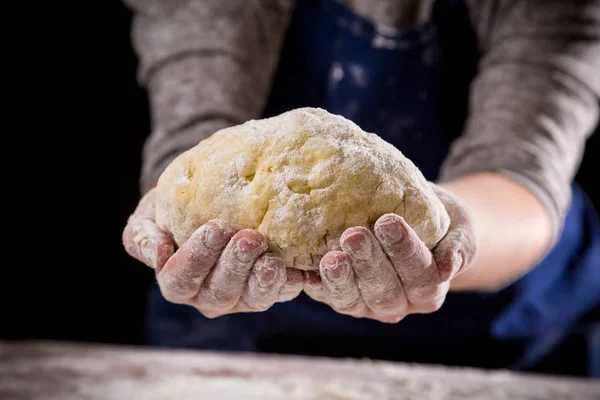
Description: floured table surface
1,340,598,400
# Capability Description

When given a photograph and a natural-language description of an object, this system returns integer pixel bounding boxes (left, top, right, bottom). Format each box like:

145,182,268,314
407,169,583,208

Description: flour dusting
2,341,599,400
155,107,450,271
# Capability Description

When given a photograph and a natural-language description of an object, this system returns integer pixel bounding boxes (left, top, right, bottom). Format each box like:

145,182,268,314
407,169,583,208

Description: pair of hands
122,184,476,322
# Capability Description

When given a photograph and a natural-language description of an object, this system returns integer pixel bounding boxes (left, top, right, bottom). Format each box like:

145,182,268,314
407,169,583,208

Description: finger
320,251,365,315
278,268,305,302
431,185,477,281
242,253,287,310
340,227,407,317
197,229,268,310
135,188,159,217
374,214,445,308
122,189,172,269
157,219,234,303
303,271,328,303
409,281,449,314
123,218,174,269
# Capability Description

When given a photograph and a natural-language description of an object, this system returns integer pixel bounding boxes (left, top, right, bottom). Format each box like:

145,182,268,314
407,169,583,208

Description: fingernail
140,241,158,268
323,260,346,280
452,251,464,275
440,251,462,281
343,233,372,261
156,242,174,270
133,233,147,246
378,218,404,245
203,226,229,251
257,265,276,287
234,237,264,263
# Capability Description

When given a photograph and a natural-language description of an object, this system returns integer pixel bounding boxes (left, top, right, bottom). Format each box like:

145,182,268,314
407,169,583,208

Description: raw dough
155,107,450,270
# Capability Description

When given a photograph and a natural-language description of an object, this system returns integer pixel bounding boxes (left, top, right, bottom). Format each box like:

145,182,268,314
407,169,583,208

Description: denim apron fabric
145,0,600,375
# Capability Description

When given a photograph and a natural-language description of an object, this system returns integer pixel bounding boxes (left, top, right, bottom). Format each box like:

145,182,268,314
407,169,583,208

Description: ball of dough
155,107,450,270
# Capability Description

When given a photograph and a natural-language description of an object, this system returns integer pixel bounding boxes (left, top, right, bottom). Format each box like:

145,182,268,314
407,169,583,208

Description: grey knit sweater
124,0,600,243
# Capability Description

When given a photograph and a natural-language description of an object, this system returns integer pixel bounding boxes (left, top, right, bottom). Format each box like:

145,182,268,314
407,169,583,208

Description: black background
3,0,598,375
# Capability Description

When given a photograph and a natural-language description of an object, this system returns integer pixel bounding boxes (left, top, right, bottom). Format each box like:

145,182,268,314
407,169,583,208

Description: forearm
439,0,600,290
441,172,551,291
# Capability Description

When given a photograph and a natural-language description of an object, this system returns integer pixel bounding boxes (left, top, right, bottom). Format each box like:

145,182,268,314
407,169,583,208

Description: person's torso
263,0,478,181
147,0,600,373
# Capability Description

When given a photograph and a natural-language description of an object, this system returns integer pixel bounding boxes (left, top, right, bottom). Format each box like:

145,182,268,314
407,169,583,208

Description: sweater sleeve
123,0,295,193
439,0,600,245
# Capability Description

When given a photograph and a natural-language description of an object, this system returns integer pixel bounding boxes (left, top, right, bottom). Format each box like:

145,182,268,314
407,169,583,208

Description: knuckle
334,298,363,314
204,289,237,308
370,294,402,313
179,240,220,270
158,273,195,301
409,282,448,313
242,294,273,311
401,244,431,266
199,274,240,307
177,248,203,269
246,304,269,312
411,281,447,299
248,282,280,303
159,283,188,304
416,297,445,313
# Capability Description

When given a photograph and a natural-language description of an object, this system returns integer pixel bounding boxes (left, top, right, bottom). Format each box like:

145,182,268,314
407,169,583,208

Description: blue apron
145,0,600,376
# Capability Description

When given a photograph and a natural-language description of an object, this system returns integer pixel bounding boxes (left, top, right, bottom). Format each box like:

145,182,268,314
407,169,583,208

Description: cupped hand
122,188,304,317
304,183,477,323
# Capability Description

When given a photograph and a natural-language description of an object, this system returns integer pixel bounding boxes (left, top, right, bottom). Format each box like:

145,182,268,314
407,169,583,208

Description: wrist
438,172,551,291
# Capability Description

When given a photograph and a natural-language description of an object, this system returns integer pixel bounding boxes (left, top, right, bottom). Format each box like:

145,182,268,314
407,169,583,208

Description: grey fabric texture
124,0,600,245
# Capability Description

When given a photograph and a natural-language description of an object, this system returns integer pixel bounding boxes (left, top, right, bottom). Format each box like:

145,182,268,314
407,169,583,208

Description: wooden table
1,340,598,399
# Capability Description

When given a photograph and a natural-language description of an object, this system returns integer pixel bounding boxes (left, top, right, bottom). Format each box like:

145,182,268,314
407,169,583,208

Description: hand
304,183,477,323
122,188,304,317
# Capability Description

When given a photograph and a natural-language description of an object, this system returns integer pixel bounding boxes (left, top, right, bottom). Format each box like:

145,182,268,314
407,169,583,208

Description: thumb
430,184,477,281
122,188,174,269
